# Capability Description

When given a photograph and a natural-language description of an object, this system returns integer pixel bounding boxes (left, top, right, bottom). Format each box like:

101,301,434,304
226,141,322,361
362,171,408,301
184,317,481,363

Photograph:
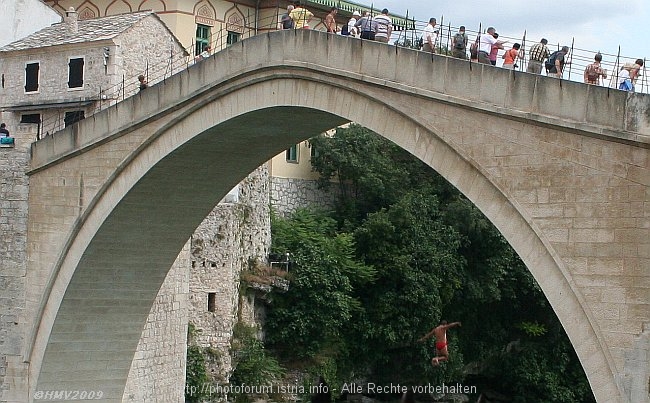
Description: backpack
545,51,559,72
453,33,466,50
340,23,349,36
415,37,423,49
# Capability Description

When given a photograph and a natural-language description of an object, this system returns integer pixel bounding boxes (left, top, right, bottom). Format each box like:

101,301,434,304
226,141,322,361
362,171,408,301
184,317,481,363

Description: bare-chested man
418,320,461,366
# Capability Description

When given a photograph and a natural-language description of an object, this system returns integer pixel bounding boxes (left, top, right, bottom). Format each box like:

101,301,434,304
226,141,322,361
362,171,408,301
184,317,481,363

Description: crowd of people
278,3,644,92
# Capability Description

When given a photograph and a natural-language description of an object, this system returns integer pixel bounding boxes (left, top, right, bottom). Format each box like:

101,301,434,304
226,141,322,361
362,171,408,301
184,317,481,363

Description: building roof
0,11,155,52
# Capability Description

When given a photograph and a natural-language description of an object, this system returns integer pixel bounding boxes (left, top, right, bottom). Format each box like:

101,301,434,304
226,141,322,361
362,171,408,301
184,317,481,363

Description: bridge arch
25,30,648,402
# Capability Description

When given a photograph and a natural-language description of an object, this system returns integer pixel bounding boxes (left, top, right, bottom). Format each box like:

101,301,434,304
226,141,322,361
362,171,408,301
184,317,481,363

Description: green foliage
267,209,374,359
309,125,430,225
185,323,212,403
517,321,548,337
230,323,285,402
267,125,595,402
394,38,421,49
348,191,466,385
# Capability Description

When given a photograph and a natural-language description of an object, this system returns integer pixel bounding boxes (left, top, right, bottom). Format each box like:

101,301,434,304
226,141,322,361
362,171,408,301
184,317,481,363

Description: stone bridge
1,30,649,402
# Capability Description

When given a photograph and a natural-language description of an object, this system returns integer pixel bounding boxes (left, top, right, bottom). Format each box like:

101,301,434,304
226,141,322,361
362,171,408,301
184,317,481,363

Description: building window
207,292,216,312
25,62,39,92
68,58,84,88
64,110,85,127
195,24,211,56
286,144,298,163
20,114,41,124
310,143,319,158
226,31,241,46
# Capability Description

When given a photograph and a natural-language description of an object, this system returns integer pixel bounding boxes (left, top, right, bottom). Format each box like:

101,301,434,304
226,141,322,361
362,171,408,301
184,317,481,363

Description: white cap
352,11,361,16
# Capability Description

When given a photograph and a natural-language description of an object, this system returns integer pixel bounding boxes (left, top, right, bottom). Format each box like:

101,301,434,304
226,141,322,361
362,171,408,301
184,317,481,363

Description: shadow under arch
26,37,621,403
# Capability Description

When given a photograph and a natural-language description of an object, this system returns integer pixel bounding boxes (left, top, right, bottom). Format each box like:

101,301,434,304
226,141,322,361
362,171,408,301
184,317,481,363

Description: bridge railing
35,13,284,138
391,17,647,93
34,11,648,139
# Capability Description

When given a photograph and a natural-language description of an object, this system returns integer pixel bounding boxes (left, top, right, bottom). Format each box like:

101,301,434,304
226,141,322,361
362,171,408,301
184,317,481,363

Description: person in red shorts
418,320,462,366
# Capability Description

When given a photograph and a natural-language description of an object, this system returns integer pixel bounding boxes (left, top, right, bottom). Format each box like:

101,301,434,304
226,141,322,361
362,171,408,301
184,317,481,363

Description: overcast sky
377,0,648,65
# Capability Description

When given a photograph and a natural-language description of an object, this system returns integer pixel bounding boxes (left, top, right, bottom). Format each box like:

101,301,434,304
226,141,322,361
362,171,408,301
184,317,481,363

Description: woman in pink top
488,32,501,65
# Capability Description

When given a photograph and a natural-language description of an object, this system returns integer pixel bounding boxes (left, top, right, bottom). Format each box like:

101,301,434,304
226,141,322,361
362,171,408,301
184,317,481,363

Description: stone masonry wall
0,14,186,137
189,165,271,382
0,44,108,108
122,241,190,403
0,125,35,402
0,122,194,402
270,177,339,216
113,14,187,100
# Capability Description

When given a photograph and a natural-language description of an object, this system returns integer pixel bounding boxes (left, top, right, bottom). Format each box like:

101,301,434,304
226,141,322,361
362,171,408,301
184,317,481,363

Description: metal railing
33,10,647,139
391,18,647,92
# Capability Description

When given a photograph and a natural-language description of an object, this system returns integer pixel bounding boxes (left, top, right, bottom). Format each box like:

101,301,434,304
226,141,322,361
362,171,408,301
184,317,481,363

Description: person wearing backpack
451,26,468,59
584,53,607,85
289,4,313,29
546,46,570,78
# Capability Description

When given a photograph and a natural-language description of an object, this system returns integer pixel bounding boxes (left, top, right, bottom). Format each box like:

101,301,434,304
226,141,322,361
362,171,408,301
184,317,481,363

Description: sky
376,0,649,69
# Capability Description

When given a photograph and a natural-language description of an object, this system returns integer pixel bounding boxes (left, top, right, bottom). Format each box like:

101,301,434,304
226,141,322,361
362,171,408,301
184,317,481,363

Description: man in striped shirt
374,9,393,43
527,38,550,74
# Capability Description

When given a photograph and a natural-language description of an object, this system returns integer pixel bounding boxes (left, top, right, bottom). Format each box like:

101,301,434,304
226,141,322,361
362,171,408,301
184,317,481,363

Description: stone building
0,10,190,403
40,0,413,214
188,165,273,381
0,9,187,137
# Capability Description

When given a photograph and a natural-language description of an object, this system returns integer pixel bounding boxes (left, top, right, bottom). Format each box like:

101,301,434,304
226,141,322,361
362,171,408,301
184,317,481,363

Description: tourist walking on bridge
546,46,570,78
344,11,361,37
325,7,338,33
584,53,607,85
280,5,295,30
355,11,378,40
418,320,461,366
374,9,392,43
527,38,550,74
502,43,522,70
629,59,644,90
290,4,313,29
422,18,438,53
451,26,468,59
478,27,503,65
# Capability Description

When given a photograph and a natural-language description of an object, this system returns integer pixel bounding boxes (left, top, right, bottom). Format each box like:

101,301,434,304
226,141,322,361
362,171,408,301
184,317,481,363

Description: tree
348,191,467,385
268,125,595,402
266,209,374,360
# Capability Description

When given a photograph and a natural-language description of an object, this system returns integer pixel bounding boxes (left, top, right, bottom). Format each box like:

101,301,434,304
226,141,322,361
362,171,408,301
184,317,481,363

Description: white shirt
479,33,497,54
348,17,358,35
422,24,438,47
618,68,630,86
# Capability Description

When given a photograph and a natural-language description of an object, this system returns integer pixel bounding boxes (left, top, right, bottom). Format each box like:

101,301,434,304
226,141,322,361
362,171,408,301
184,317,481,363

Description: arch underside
27,31,632,403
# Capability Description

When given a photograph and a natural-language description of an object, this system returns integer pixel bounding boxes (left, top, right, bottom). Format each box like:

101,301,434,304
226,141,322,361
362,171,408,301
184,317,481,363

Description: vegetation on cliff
263,125,595,402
